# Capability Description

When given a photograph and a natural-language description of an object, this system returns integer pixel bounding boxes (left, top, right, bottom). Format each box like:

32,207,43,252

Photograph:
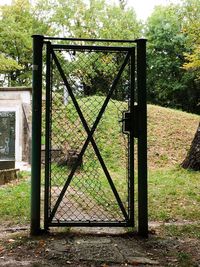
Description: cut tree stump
181,122,200,171
0,169,19,185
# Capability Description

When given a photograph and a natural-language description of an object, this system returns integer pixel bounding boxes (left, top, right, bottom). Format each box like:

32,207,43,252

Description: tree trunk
181,122,200,171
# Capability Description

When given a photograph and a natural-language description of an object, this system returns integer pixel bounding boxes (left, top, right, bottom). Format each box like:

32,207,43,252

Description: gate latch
121,106,139,138
121,112,131,134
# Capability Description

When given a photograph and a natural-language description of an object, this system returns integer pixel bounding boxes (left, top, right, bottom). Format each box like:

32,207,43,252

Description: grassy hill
50,94,199,170
147,104,199,169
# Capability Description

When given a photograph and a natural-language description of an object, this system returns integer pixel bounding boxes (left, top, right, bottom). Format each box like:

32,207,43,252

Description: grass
49,95,128,169
177,252,195,267
1,167,200,227
148,167,200,222
0,174,30,226
147,104,199,169
161,224,200,239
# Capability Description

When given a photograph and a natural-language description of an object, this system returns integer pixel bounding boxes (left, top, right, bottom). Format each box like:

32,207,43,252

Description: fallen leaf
8,239,15,243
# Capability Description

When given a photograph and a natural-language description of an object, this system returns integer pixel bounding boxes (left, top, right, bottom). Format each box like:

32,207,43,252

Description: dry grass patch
147,104,199,169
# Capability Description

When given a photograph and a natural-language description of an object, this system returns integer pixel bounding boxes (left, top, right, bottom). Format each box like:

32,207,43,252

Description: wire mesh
45,46,132,224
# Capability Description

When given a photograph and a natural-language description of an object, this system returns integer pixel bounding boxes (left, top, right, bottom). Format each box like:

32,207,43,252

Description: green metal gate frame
31,35,147,237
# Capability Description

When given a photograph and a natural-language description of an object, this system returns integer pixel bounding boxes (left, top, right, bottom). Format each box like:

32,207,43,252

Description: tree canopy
0,0,51,86
35,0,141,40
0,0,141,87
181,0,200,79
145,2,200,113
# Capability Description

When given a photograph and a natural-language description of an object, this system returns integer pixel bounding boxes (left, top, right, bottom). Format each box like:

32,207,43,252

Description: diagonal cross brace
49,48,131,222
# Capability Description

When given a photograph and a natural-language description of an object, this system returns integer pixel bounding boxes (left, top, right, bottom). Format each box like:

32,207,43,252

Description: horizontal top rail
32,35,142,43
43,36,138,43
50,44,134,52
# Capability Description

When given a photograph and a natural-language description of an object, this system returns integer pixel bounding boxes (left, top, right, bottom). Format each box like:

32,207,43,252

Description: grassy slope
146,105,199,222
51,95,200,170
147,104,199,169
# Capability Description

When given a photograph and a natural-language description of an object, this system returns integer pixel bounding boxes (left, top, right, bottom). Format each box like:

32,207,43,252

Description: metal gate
31,36,147,237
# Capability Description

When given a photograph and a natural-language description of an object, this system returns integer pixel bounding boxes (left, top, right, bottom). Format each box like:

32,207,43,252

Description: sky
126,0,180,21
0,0,180,21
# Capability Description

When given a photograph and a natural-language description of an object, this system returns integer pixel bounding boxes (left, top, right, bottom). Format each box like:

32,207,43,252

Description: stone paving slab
0,227,162,267
41,229,160,266
72,236,159,265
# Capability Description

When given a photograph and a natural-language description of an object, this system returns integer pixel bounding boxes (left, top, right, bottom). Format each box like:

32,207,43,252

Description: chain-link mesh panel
46,47,131,224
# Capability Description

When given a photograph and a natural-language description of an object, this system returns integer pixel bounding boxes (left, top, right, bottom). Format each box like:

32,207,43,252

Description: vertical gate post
31,35,44,235
136,39,148,237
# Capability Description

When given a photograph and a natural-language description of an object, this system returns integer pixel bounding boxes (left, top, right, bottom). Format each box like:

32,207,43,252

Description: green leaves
0,54,22,72
146,3,200,113
35,0,141,40
181,0,200,78
0,0,141,87
0,0,51,86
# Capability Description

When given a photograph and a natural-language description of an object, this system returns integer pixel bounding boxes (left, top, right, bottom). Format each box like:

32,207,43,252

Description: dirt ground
0,224,200,267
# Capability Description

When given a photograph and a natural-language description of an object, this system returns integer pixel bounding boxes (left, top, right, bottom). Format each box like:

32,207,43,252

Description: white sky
0,0,180,21
127,0,180,21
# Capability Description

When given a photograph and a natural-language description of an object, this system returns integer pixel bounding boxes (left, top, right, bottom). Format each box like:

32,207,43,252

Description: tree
0,54,22,86
0,54,22,72
35,0,141,40
1,0,141,90
145,4,199,113
35,0,141,99
0,0,52,86
181,123,200,171
181,0,200,79
181,0,200,112
180,0,200,170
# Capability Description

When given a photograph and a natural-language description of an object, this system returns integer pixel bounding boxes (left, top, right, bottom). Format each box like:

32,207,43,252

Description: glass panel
0,112,15,160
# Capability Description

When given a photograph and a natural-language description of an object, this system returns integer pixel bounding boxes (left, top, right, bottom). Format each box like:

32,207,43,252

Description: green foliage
181,0,200,79
181,0,200,111
146,4,200,113
0,53,22,72
0,0,52,86
0,0,141,91
35,0,141,100
52,48,130,100
36,0,141,40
